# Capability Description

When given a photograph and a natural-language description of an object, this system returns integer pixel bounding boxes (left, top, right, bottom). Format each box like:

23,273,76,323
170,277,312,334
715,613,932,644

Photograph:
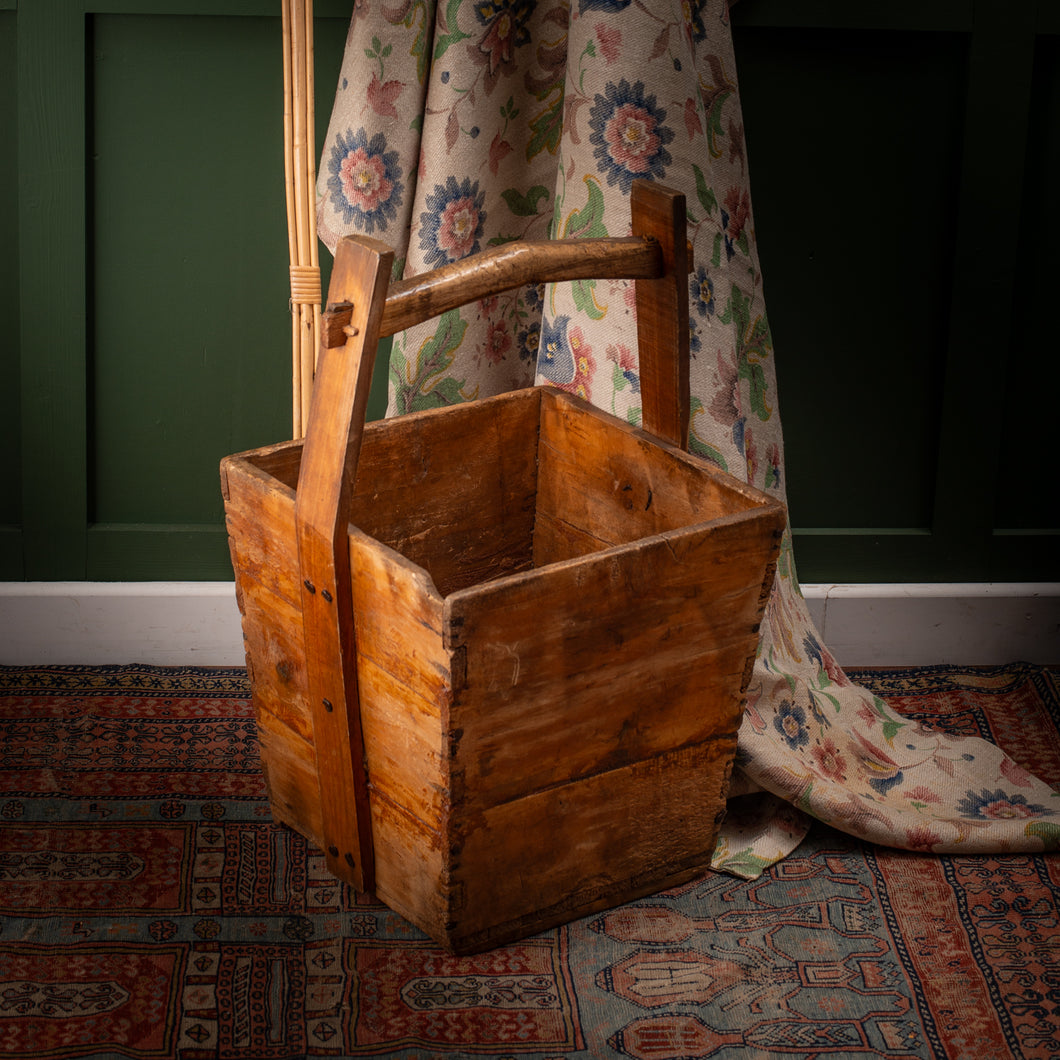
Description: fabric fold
316,0,1058,876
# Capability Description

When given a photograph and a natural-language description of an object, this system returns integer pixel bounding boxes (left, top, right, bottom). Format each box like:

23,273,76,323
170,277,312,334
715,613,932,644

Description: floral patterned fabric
317,0,1059,876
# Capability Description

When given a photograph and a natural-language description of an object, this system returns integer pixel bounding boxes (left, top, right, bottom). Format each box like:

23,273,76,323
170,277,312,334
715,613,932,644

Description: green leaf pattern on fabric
390,309,472,414
501,185,551,218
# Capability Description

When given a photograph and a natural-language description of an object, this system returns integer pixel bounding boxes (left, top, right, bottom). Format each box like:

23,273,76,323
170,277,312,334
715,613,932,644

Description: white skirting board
0,581,1057,668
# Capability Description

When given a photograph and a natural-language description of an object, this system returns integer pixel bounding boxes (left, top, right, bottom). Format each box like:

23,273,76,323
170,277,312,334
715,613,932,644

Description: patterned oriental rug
0,663,1057,1060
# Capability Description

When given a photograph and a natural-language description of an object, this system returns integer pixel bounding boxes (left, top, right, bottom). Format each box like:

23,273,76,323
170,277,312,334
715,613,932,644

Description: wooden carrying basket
221,182,786,953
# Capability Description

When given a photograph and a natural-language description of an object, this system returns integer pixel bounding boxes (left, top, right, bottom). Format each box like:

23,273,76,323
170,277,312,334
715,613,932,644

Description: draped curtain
315,0,1058,875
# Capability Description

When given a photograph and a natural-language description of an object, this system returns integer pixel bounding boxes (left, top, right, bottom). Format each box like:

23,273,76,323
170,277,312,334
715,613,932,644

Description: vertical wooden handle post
631,182,690,451
294,235,394,893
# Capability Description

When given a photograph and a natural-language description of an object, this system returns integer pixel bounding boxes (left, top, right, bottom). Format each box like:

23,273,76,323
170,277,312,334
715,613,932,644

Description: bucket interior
257,387,765,598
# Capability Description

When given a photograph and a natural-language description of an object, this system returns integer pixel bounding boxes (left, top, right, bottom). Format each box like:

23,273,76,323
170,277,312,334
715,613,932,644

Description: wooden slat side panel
447,510,785,811
225,463,452,926
222,455,319,826
255,707,324,849
225,411,458,924
358,655,446,827
238,577,313,744
535,390,771,566
446,738,736,953
350,531,450,813
349,531,451,708
369,794,448,941
350,389,541,596
234,564,450,934
349,532,454,931
221,455,301,608
256,704,448,941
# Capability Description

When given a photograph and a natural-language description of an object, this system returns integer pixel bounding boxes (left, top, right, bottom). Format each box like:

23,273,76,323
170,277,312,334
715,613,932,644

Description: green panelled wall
89,13,305,575
735,26,963,534
4,0,1058,583
1,7,19,569
732,0,1060,582
998,31,1060,534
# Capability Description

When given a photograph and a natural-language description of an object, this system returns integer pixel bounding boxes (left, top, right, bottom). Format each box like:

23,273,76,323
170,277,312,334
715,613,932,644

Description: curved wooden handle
370,184,691,449
378,236,664,338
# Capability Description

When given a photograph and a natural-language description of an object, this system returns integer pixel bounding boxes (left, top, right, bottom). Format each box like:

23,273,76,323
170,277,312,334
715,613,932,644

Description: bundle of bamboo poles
282,0,320,438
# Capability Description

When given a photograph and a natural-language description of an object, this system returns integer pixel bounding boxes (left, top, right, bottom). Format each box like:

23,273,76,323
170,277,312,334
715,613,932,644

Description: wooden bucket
220,182,786,953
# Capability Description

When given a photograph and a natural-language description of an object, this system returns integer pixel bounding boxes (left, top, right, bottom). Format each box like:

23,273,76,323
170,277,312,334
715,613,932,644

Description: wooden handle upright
294,235,394,893
631,181,690,451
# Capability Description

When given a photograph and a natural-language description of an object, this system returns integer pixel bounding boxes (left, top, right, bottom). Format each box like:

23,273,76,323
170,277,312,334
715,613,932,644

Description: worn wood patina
221,183,785,953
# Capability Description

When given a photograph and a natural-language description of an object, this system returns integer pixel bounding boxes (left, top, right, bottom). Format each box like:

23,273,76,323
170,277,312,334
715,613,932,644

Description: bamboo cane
282,0,321,437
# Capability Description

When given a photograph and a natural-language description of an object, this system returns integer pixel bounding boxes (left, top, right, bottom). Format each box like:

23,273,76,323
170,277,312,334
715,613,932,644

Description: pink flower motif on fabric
588,79,674,192
957,788,1055,820
439,199,481,258
1000,755,1034,787
568,325,596,400
856,703,879,728
325,128,403,233
605,103,663,175
904,825,942,851
902,785,943,805
684,97,704,139
420,177,486,267
485,319,512,364
366,72,403,118
811,737,848,782
340,150,393,215
479,11,515,73
488,132,513,175
472,0,532,80
723,185,751,240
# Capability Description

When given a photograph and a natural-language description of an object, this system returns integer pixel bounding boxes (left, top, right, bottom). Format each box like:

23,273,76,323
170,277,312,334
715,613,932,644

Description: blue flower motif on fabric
588,80,673,193
720,206,736,262
956,788,1055,820
524,282,545,315
868,771,905,795
326,128,403,233
518,321,541,365
537,315,574,384
689,319,701,357
685,0,708,45
803,633,823,670
420,177,486,267
774,700,809,751
578,0,632,10
690,266,715,317
732,416,746,456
